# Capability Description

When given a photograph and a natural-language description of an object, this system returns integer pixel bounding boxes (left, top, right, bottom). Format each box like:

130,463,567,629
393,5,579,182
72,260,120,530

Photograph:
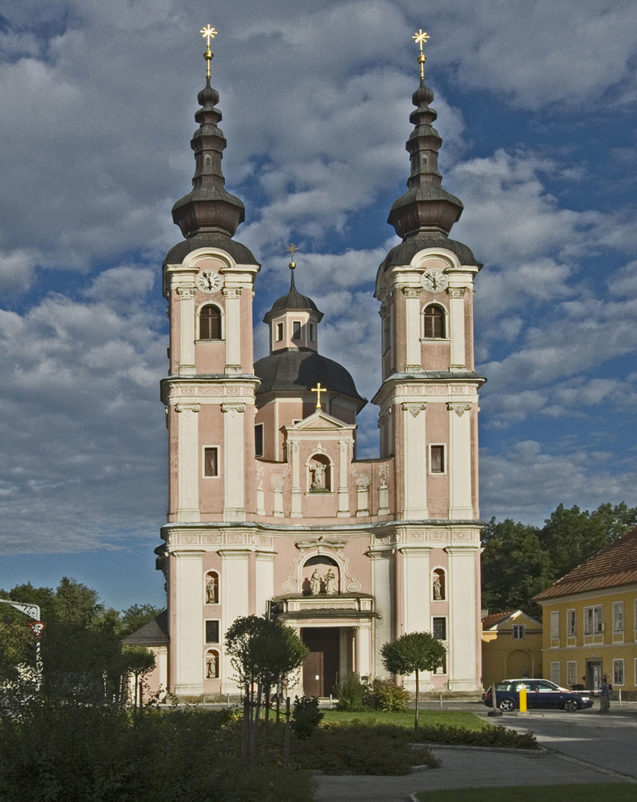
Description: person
206,575,218,604
600,674,612,714
311,462,326,489
433,574,443,600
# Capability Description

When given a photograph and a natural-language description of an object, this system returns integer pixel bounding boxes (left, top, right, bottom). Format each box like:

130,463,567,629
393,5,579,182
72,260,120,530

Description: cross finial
286,243,299,269
311,382,327,410
412,29,430,82
200,24,218,80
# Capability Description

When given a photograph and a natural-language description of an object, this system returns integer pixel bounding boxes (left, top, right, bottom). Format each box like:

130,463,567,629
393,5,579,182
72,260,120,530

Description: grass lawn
414,785,635,801
321,709,490,731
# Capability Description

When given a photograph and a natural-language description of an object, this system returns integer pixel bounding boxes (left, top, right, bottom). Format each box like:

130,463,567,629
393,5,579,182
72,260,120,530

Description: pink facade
152,47,485,699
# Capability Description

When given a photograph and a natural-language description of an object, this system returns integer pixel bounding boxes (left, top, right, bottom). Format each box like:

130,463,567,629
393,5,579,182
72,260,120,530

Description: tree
225,615,308,759
381,632,446,728
120,646,156,709
120,603,163,637
481,518,554,618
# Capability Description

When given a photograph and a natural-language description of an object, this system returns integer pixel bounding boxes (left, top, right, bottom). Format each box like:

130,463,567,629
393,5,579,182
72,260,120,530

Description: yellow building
535,526,637,696
481,610,542,689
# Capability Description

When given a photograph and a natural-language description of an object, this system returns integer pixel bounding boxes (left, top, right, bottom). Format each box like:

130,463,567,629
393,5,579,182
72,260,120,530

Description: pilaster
401,402,428,518
448,402,473,519
176,285,196,376
223,286,242,374
221,403,245,521
175,403,200,522
403,286,421,372
219,548,251,693
172,550,205,696
446,544,480,690
448,287,466,369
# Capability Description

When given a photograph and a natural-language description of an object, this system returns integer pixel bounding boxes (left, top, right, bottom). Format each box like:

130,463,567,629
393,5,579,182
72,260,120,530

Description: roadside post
488,682,502,717
0,599,44,690
519,685,528,714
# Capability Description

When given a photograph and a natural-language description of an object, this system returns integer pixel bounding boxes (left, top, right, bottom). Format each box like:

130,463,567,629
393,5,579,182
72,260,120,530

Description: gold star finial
412,29,430,81
200,24,218,80
311,382,327,410
286,243,299,269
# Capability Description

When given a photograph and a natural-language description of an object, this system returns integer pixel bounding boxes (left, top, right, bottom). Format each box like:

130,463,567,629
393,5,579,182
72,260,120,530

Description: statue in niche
325,569,337,595
311,461,326,490
206,575,218,604
206,652,218,678
433,572,443,601
310,569,322,595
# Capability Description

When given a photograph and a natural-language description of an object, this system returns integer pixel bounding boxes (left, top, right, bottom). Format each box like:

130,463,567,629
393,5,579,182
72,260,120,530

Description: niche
308,453,331,492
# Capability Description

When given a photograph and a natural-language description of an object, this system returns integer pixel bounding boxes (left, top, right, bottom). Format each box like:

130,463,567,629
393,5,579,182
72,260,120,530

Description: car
483,678,594,712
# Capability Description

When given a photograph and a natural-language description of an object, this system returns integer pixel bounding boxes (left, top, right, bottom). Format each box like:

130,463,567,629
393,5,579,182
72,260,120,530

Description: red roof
534,526,637,601
481,611,512,629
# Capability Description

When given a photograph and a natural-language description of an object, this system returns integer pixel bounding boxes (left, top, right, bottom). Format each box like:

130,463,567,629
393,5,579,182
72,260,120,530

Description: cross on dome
311,382,327,410
200,24,218,79
412,28,430,81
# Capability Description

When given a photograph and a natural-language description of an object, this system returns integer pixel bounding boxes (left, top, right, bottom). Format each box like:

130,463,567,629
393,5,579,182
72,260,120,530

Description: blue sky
0,0,636,611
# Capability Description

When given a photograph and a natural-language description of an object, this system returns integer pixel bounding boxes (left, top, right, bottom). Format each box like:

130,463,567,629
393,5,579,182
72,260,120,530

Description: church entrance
301,627,340,697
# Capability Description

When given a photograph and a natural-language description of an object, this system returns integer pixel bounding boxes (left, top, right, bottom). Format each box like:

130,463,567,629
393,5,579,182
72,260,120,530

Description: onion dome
263,268,323,324
387,77,464,239
171,76,245,239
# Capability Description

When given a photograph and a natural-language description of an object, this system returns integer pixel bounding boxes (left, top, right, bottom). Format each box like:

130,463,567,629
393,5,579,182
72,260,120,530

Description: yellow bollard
519,686,528,714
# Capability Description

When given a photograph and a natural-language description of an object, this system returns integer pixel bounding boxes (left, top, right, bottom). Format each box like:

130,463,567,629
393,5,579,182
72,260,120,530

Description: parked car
483,679,593,712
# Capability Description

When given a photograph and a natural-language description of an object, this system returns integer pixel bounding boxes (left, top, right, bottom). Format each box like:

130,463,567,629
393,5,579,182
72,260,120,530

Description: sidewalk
313,744,634,802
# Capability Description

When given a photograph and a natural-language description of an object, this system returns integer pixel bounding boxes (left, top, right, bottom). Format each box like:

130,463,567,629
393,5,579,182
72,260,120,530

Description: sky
0,0,636,611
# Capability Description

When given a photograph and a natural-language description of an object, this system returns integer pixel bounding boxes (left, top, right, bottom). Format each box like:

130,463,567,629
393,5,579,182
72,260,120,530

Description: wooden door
302,628,340,696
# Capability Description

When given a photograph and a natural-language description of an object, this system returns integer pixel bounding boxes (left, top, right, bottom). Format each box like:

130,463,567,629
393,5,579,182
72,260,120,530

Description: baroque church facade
152,35,485,698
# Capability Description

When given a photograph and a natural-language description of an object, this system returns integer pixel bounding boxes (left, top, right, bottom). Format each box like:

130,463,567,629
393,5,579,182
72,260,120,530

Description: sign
28,621,46,640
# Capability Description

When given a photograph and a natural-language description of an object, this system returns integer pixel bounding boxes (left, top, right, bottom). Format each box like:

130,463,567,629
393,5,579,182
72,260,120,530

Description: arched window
200,305,222,340
423,304,446,338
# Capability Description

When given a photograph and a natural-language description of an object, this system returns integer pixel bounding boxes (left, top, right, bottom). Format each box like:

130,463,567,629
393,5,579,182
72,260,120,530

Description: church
143,28,485,698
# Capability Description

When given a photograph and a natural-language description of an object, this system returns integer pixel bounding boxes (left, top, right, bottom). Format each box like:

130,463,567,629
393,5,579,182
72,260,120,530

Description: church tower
373,30,484,689
153,28,484,700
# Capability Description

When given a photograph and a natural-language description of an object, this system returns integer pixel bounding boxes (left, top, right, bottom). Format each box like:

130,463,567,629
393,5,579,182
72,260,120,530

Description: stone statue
433,574,443,600
206,653,218,678
206,575,218,604
311,462,326,489
310,568,322,595
325,568,337,595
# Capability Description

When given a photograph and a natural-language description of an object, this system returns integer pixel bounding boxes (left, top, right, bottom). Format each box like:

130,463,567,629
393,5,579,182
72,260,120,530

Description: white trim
550,661,560,684
566,608,576,637
613,658,625,686
566,660,577,686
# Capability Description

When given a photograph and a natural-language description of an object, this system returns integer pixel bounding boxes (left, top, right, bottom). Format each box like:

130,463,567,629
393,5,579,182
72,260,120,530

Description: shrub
413,723,538,749
291,695,323,739
334,673,370,711
369,678,410,712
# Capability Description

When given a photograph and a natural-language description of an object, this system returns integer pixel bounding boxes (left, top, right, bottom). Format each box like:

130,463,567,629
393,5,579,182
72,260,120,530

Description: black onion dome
379,232,481,276
254,349,366,411
172,77,245,238
387,76,464,239
263,272,323,323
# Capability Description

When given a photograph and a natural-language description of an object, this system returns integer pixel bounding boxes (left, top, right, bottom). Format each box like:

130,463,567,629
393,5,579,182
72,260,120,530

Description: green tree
481,518,554,617
120,645,156,709
120,603,163,637
381,632,446,728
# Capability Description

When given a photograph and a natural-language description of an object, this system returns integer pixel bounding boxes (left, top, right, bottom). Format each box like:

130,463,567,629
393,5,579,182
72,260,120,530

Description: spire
263,245,323,323
172,25,245,239
387,30,463,240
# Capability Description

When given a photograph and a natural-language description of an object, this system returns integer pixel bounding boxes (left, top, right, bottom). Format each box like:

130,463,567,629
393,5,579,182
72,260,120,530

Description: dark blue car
484,678,593,712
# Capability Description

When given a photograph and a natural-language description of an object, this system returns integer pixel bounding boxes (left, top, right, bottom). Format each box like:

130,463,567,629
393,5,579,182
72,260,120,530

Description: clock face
196,270,223,293
421,270,449,293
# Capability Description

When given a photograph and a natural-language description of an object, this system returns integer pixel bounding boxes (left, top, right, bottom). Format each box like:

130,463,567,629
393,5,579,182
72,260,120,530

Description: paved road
314,706,637,801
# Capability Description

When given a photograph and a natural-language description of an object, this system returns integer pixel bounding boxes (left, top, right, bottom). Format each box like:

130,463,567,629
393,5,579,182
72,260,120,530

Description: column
446,545,480,690
220,549,251,692
175,403,200,522
290,441,302,517
370,549,392,677
400,545,432,691
403,287,421,372
223,287,242,374
173,550,204,696
337,439,350,517
448,287,466,369
448,402,473,520
222,403,245,521
356,623,372,678
254,551,275,617
176,286,196,376
401,402,428,519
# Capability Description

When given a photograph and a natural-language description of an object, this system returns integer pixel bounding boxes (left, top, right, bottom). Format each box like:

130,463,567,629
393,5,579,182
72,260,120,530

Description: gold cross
287,243,298,269
412,29,430,81
200,24,218,79
311,382,327,410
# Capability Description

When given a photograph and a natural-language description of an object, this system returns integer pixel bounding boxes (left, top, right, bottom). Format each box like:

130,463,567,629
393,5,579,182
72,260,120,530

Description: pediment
287,410,355,432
